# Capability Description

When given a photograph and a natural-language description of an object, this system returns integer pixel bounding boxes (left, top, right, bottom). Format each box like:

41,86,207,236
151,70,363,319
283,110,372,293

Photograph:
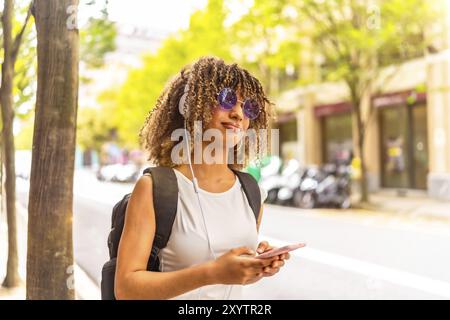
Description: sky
79,0,253,34
78,0,208,34
107,0,208,33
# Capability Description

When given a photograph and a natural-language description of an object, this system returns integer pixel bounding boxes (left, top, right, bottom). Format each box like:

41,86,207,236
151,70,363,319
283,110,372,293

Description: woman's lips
221,122,241,132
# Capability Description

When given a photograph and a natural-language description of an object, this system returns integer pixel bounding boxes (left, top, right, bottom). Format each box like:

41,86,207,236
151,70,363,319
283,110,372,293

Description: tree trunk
349,84,370,204
358,134,369,203
1,0,20,288
27,0,79,300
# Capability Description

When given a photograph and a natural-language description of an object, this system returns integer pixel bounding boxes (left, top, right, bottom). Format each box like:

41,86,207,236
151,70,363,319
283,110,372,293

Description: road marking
261,236,450,298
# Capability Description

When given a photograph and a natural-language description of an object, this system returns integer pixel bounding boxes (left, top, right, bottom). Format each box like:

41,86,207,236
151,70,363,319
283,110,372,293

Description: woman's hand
256,241,291,277
209,246,278,285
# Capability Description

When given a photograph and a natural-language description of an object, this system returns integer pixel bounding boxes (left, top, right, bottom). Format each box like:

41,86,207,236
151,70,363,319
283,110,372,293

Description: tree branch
11,1,33,64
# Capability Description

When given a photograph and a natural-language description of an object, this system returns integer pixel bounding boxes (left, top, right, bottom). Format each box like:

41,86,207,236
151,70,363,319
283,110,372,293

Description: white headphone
178,82,234,299
178,84,190,117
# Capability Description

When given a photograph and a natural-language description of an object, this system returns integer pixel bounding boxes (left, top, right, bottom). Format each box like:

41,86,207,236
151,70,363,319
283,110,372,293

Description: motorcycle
259,156,283,204
275,160,303,206
292,164,351,209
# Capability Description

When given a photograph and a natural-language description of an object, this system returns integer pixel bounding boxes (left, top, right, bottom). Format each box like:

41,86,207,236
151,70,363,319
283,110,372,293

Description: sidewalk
354,190,450,222
280,189,450,237
0,201,100,300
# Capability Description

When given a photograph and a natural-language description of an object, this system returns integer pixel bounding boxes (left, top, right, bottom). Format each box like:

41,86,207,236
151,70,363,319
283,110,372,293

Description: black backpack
101,166,262,300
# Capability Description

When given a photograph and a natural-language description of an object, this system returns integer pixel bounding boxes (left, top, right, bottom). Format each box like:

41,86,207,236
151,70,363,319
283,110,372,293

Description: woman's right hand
209,246,278,285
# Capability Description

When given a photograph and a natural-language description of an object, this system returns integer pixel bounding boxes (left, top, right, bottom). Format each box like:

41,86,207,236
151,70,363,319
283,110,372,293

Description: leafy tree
230,0,305,95
77,106,115,154
80,0,117,69
295,0,440,202
103,0,233,148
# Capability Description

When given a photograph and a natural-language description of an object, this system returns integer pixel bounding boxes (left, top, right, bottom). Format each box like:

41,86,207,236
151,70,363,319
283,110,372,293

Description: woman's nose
229,102,244,121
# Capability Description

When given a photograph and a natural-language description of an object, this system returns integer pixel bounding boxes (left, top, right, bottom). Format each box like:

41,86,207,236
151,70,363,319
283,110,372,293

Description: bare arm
114,175,216,300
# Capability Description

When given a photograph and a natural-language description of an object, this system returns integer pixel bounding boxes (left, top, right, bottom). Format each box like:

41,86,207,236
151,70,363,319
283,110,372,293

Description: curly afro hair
139,56,274,170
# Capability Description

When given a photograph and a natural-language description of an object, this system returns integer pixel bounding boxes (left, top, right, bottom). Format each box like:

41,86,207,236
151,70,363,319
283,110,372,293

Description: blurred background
2,0,450,299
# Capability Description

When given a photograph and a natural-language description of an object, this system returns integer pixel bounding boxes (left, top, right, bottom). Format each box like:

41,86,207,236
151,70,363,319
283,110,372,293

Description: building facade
275,53,450,200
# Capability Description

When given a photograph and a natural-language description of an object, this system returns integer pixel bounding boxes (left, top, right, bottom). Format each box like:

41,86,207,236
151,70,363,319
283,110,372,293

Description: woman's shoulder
136,173,153,190
129,174,154,209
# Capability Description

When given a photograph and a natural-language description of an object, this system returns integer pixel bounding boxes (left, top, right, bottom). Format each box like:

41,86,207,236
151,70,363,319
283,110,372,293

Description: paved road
242,205,450,299
16,170,450,299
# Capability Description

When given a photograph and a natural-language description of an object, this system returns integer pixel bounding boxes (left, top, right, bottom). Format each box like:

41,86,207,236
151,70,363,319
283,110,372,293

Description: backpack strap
142,167,178,257
230,169,262,224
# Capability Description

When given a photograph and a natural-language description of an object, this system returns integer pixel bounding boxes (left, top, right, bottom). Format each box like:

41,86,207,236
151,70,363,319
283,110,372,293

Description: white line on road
261,236,450,299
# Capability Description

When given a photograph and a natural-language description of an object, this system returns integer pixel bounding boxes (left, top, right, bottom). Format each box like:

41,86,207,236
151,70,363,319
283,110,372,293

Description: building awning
274,87,307,113
275,56,427,115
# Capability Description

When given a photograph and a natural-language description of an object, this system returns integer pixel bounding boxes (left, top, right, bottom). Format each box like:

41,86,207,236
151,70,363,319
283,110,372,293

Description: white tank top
158,168,267,300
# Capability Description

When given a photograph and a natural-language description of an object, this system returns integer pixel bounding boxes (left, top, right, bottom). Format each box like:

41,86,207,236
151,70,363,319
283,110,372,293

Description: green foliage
14,115,34,150
294,0,441,202
13,15,36,120
10,0,118,149
101,0,234,148
77,106,116,152
0,2,37,121
100,0,306,148
80,17,117,69
296,0,439,89
94,0,442,150
230,0,304,91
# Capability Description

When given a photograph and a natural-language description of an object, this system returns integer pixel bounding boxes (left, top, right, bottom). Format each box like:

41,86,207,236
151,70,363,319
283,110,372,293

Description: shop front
315,102,353,165
276,112,299,162
312,90,429,191
374,91,428,190
276,55,447,198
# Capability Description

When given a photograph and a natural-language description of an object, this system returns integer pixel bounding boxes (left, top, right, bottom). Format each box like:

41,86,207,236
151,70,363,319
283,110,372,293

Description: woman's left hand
256,241,290,277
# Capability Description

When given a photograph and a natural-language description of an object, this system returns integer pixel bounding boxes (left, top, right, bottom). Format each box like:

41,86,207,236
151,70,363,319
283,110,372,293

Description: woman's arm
114,175,216,300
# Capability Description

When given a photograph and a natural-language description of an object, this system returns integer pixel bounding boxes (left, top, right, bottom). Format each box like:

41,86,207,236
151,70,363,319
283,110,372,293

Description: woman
115,56,290,300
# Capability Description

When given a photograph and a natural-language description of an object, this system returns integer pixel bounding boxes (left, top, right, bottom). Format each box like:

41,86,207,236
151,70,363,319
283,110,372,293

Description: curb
354,201,450,224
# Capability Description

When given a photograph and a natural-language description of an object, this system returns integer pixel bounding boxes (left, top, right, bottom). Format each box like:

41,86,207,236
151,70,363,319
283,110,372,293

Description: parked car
96,163,141,183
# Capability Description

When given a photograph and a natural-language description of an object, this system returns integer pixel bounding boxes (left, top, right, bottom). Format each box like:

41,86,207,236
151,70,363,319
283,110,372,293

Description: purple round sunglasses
216,88,260,120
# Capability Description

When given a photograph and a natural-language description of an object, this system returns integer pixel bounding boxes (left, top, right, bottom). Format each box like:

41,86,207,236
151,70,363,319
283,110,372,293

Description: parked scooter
259,156,283,204
292,166,321,209
292,163,351,209
275,160,303,206
259,158,303,206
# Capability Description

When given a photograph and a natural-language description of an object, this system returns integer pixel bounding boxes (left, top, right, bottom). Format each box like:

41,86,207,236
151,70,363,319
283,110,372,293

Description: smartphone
256,242,306,259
